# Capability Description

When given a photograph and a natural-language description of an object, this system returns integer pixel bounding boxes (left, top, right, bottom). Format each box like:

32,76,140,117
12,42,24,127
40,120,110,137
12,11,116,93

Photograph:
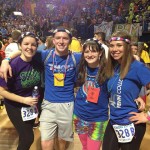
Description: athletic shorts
39,99,74,141
73,114,108,141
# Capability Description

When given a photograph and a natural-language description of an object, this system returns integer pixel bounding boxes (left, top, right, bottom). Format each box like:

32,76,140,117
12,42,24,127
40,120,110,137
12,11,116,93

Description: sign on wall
94,21,113,40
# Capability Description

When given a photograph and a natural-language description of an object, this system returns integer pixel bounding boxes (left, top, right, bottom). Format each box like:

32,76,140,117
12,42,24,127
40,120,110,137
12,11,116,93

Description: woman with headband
0,32,41,150
73,39,109,150
102,31,150,150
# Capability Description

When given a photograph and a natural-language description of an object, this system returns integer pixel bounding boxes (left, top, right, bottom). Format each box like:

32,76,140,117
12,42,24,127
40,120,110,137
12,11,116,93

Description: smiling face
109,40,125,63
84,45,101,68
20,36,37,62
53,32,71,56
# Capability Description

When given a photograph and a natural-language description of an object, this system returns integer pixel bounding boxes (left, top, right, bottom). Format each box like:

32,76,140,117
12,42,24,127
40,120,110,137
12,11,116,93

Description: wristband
4,57,11,61
147,116,150,121
147,111,150,121
147,110,150,116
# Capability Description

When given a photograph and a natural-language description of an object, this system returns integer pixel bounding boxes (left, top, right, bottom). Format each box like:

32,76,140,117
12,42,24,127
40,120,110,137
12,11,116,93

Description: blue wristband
4,57,11,61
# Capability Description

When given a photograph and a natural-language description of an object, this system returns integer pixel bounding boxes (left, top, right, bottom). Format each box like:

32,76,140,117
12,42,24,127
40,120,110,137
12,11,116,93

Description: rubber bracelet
146,111,150,121
147,110,150,117
4,57,11,61
147,115,150,121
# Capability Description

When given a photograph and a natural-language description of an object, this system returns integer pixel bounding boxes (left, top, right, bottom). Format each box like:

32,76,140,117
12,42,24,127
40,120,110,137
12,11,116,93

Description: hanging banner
114,23,142,41
31,3,36,15
94,21,113,40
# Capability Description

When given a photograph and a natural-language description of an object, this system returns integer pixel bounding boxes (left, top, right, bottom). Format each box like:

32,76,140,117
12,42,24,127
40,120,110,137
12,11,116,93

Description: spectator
0,41,5,60
69,28,82,52
131,42,144,63
5,30,21,58
37,36,46,51
94,31,109,59
45,36,54,49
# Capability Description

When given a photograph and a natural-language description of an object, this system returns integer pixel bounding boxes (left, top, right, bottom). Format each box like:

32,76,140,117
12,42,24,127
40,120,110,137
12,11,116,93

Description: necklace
52,51,70,81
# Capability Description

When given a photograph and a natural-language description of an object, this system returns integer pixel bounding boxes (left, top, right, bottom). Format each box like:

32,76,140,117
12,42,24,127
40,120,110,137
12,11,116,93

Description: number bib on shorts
112,123,135,143
21,106,38,121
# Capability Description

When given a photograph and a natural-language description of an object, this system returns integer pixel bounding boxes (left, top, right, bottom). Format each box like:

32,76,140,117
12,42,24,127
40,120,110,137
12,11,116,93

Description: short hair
39,37,46,43
70,28,77,37
94,32,106,41
11,30,21,41
52,27,72,38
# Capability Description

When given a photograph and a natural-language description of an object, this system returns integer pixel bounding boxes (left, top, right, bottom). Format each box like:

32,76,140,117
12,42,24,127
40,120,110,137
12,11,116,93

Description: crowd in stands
0,0,150,62
0,0,150,40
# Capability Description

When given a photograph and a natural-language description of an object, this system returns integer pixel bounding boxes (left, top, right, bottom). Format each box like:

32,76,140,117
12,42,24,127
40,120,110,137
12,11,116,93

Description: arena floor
0,97,150,150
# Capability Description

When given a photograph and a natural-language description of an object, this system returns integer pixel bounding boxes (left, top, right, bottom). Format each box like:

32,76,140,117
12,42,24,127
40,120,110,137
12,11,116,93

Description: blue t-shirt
108,60,150,124
74,67,109,122
0,56,41,107
35,49,81,103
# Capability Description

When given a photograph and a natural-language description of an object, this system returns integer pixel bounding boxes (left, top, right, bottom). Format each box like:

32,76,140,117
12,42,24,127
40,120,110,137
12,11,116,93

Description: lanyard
107,74,119,93
52,51,70,81
85,67,100,90
85,67,100,103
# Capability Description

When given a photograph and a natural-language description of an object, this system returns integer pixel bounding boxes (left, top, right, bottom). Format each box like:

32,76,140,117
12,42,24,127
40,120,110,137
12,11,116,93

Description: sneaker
33,122,40,128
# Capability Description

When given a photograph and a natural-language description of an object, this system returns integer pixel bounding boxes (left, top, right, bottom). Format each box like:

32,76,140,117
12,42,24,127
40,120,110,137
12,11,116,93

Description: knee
58,138,66,144
41,140,54,150
20,133,34,148
25,135,34,146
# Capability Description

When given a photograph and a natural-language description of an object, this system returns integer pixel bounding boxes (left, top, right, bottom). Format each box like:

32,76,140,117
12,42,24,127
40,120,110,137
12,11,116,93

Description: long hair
107,31,134,79
76,39,107,86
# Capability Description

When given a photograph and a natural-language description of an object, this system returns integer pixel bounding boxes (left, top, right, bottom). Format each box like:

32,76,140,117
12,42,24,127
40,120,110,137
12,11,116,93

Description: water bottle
32,86,39,98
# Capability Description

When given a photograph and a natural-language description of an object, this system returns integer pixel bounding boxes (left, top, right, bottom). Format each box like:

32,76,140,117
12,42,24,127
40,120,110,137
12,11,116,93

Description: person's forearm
5,51,21,60
0,87,24,104
0,51,21,82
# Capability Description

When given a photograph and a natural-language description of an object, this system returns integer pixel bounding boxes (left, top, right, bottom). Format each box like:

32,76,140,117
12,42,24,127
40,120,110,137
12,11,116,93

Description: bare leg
41,139,54,150
58,138,66,150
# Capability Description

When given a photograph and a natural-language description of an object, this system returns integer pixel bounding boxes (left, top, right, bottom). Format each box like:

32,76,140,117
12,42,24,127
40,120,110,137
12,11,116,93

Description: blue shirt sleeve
136,62,150,86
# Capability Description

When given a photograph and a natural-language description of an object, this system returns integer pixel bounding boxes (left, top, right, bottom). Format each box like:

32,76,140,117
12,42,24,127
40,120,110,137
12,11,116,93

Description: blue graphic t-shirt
74,67,109,122
108,60,150,124
35,49,81,103
0,56,41,107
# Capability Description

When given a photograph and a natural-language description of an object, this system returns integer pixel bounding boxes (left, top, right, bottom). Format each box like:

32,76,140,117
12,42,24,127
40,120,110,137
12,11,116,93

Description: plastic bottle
32,86,39,98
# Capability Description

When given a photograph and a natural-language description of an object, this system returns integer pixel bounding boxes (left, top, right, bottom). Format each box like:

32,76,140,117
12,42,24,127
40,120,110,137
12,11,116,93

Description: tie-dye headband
109,37,131,44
